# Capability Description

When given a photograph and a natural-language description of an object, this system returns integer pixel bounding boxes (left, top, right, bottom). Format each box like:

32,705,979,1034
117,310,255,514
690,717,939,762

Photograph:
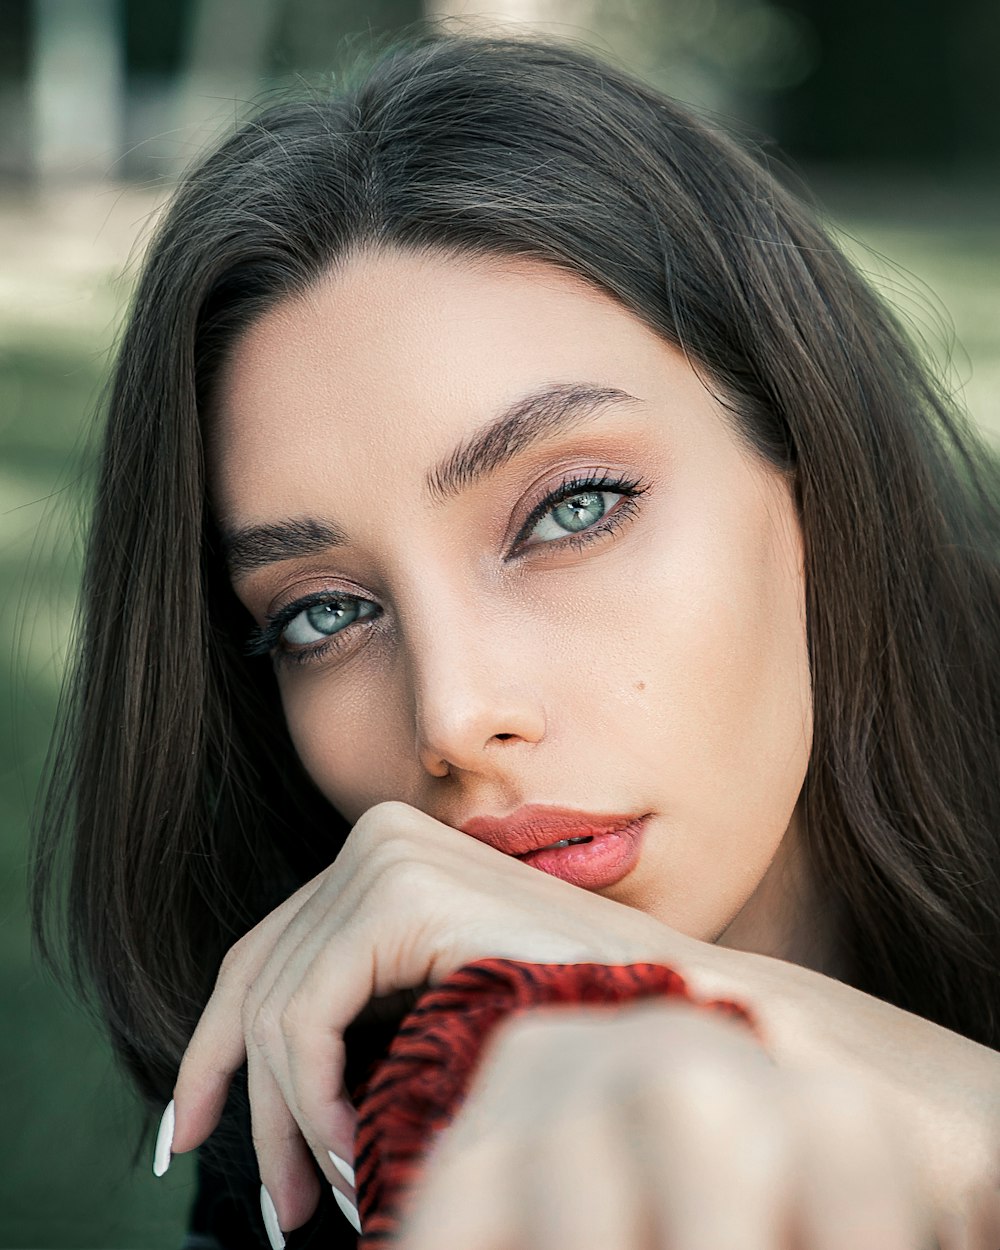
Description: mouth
515,834,594,855
459,804,649,858
456,805,651,890
510,818,649,889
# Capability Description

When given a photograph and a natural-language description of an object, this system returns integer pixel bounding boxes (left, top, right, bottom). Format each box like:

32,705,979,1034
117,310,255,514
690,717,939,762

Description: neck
714,799,855,984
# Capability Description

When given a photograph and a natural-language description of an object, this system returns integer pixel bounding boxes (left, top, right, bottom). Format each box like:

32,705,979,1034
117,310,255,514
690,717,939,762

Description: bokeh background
1,1,998,1246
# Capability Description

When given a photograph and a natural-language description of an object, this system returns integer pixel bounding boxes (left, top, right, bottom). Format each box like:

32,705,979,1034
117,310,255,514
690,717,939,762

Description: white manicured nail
152,1100,174,1177
328,1149,356,1188
260,1184,285,1250
332,1185,362,1234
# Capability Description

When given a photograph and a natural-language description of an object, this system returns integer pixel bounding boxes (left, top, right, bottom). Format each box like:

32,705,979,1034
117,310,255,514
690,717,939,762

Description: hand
168,800,717,1234
395,997,936,1250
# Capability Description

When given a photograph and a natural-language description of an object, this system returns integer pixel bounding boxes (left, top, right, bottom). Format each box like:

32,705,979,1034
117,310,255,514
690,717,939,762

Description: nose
403,593,547,779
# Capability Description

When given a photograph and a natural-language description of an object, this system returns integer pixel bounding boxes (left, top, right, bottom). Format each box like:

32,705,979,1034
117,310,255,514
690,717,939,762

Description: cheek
601,471,810,769
278,669,407,823
614,478,812,931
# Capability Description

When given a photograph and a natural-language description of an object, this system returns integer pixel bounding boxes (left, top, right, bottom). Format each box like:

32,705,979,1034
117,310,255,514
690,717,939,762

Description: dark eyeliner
244,589,368,659
510,470,650,554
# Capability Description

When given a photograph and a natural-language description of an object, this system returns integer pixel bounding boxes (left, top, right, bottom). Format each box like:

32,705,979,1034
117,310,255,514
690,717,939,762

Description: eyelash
245,470,651,667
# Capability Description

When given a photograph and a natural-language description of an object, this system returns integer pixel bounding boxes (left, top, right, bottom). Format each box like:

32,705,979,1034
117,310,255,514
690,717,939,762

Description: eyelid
511,467,648,552
245,466,652,663
245,588,375,658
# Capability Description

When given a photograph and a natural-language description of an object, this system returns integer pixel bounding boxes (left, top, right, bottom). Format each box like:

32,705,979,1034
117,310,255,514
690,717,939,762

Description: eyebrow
221,381,641,580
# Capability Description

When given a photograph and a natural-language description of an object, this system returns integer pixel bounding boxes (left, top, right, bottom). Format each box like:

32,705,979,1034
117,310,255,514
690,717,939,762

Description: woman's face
211,247,835,972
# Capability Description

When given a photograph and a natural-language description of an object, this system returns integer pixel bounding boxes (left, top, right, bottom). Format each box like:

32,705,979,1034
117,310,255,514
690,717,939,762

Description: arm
687,941,1000,1218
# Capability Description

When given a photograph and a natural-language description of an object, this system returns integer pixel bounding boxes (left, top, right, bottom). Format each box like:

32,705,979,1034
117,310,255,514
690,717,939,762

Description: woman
31,27,1000,1250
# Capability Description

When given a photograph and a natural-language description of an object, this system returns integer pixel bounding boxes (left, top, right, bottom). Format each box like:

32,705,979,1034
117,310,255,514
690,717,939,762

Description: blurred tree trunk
0,0,32,180
121,0,193,180
30,0,122,182
423,0,598,27
171,0,282,175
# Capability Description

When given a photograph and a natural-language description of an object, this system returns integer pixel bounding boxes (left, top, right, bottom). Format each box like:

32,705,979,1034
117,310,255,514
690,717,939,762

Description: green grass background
1,180,997,1248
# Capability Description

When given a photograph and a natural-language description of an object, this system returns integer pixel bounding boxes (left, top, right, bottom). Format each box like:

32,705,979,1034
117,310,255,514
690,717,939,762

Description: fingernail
260,1184,285,1250
331,1185,362,1234
328,1149,356,1189
152,1100,174,1177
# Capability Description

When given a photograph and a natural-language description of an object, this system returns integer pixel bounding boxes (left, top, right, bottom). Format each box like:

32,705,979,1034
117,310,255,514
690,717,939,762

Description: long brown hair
32,22,1000,1195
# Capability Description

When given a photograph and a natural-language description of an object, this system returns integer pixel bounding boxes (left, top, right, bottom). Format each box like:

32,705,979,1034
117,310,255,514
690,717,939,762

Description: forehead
208,247,718,526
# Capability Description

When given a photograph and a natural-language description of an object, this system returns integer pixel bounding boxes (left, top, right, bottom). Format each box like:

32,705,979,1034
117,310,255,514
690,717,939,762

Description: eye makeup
244,466,652,667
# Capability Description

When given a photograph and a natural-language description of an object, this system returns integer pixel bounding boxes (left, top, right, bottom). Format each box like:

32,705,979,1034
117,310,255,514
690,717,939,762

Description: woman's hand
166,796,1000,1244
396,997,936,1250
168,800,717,1234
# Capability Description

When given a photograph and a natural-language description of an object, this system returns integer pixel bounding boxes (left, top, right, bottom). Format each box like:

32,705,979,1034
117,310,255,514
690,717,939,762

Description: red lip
459,804,649,858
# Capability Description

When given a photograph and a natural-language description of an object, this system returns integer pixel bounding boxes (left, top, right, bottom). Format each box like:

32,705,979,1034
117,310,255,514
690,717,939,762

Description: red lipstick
460,805,649,889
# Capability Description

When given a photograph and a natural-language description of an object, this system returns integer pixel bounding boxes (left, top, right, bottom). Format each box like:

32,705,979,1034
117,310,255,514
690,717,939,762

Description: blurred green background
1,1,998,1246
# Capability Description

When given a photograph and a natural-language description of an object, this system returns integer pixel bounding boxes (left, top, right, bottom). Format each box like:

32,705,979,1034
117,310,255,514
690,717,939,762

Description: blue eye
524,488,620,544
513,471,649,554
283,597,375,646
245,593,379,663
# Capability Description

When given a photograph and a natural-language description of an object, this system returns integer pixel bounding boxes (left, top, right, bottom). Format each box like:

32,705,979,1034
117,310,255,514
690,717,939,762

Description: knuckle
354,799,415,843
643,1052,755,1125
249,1000,281,1052
216,936,250,987
657,1051,738,1099
492,1010,565,1058
278,993,308,1042
785,1072,904,1164
372,842,439,899
480,1013,580,1092
369,830,413,868
371,798,414,819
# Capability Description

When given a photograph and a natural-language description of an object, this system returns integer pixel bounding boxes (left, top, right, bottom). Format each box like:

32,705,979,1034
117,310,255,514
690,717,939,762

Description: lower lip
517,816,648,888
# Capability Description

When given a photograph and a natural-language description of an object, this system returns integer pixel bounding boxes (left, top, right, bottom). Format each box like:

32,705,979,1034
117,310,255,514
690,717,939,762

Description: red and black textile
347,958,763,1248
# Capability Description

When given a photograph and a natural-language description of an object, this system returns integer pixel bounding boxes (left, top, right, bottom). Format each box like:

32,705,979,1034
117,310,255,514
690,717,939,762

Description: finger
171,873,328,1152
635,1055,788,1250
253,981,361,1208
518,1100,649,1250
232,900,372,1166
271,938,369,1161
251,877,441,1160
395,1128,515,1250
250,1034,360,1239
243,933,361,1214
247,1042,323,1236
177,836,397,1164
784,1072,929,1250
283,1009,359,1166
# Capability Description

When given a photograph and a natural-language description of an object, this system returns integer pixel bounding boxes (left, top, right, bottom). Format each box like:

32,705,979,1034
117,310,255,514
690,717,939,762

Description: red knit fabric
347,958,763,1248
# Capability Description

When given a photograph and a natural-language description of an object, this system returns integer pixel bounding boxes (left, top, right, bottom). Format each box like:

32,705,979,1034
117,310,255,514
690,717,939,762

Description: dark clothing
185,1151,357,1249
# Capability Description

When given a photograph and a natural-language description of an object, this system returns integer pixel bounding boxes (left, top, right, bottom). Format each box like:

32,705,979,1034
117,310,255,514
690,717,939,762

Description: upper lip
459,804,647,857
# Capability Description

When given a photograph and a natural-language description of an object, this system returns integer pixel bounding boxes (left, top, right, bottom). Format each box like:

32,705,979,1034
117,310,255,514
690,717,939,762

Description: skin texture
211,245,843,977
170,246,1000,1246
